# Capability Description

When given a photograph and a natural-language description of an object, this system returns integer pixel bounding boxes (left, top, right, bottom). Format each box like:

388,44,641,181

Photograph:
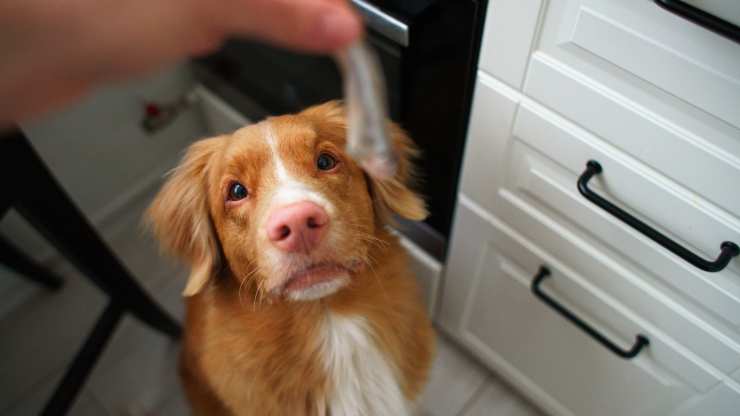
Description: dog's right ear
146,137,222,296
365,123,428,224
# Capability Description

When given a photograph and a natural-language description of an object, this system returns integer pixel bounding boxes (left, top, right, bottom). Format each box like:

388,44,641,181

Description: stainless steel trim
351,0,409,47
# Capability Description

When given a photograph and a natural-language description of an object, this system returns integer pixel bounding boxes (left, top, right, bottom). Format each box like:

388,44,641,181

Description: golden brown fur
147,101,434,415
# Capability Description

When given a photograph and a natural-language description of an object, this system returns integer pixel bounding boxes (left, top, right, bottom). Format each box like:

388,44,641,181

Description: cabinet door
438,202,720,416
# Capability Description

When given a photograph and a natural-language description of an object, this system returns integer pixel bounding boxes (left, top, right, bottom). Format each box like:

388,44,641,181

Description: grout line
83,388,113,415
454,375,491,416
433,329,544,415
0,366,61,415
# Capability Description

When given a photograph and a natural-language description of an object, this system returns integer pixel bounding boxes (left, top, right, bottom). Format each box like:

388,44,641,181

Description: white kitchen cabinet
439,0,740,414
399,235,443,317
533,0,740,130
440,202,724,416
460,76,740,345
478,0,543,89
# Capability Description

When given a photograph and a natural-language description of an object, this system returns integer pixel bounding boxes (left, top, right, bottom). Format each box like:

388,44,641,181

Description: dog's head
147,101,426,301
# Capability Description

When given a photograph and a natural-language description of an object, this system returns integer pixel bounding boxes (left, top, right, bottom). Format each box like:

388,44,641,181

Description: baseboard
194,84,252,134
399,235,444,318
28,152,183,266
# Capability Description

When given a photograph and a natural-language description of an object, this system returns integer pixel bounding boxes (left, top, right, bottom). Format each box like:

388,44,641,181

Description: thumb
222,0,363,53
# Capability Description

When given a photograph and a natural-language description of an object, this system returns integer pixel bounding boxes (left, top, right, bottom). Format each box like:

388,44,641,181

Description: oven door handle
352,0,410,47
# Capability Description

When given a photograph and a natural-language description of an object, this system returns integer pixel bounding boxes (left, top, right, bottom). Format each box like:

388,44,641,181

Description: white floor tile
86,317,182,415
159,390,191,416
418,335,489,416
462,377,544,416
90,269,185,375
0,267,106,411
2,370,108,416
0,265,44,321
86,276,185,415
103,190,188,292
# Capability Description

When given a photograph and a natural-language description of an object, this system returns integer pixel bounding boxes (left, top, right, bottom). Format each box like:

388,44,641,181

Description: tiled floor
0,190,543,415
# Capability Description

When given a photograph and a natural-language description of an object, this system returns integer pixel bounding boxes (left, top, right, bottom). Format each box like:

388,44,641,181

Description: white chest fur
320,314,411,416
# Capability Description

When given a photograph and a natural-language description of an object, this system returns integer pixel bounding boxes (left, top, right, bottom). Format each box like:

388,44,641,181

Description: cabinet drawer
497,0,740,217
462,75,740,332
439,202,722,416
524,55,740,219
536,0,740,129
488,182,740,373
481,0,740,127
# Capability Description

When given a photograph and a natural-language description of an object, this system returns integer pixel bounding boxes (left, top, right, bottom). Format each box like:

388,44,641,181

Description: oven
193,0,487,260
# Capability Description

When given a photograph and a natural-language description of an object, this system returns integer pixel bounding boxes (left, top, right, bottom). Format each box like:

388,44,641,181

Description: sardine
334,41,397,179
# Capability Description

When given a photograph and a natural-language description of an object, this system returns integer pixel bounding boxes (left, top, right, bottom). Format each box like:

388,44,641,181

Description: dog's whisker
364,253,391,305
238,271,250,309
238,266,261,310
255,273,269,307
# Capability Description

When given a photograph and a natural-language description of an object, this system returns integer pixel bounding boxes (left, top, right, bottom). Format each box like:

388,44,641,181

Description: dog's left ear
146,137,222,296
301,101,427,223
366,123,428,223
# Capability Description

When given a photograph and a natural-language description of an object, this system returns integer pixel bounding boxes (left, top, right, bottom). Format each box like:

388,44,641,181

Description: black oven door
193,12,403,122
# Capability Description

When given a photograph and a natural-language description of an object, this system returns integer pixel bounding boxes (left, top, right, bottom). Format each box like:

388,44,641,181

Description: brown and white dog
147,101,435,416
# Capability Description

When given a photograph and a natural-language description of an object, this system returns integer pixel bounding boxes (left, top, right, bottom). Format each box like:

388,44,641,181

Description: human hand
0,0,362,125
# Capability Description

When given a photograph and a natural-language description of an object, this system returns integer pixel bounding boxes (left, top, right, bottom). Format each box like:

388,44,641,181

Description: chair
0,129,181,416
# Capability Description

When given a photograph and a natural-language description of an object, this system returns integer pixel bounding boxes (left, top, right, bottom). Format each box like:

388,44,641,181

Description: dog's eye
316,152,338,171
227,182,248,201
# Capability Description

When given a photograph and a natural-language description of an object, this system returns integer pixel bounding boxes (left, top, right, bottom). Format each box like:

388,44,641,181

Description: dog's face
148,102,426,301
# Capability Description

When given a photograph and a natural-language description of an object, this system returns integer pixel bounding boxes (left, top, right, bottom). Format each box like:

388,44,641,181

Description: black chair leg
2,129,182,416
40,302,124,416
0,234,64,290
2,131,181,339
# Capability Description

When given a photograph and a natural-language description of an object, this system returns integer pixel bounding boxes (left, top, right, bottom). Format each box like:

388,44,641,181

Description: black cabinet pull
578,160,739,273
531,266,650,360
654,0,740,44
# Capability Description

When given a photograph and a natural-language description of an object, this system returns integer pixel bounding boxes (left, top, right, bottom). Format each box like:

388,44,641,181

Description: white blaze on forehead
264,122,290,182
263,122,334,214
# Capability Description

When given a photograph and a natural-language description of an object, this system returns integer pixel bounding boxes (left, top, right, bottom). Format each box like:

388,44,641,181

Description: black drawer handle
532,266,650,360
578,161,739,273
655,0,740,44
